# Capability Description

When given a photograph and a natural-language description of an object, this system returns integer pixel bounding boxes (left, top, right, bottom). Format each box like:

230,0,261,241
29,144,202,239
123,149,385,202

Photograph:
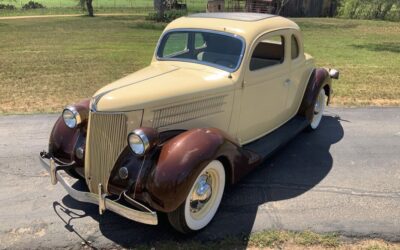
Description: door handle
284,79,292,86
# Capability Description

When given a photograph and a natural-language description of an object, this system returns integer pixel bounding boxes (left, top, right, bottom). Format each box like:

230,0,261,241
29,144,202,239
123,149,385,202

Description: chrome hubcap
190,174,212,214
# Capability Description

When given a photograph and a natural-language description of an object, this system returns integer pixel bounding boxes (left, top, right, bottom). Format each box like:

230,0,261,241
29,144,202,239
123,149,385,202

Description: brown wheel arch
143,128,259,213
297,68,332,122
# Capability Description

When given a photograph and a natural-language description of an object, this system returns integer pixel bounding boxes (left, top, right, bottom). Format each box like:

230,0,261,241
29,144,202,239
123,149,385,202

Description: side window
194,33,206,49
162,33,188,57
291,35,300,59
250,35,285,71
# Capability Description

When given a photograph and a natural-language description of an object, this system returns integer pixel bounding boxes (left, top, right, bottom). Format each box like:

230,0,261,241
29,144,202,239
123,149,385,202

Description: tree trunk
86,0,94,17
276,0,290,15
379,2,394,19
154,0,165,20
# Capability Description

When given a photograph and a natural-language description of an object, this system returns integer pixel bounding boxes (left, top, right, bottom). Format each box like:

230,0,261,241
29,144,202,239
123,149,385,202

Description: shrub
22,1,45,10
338,0,400,20
146,10,187,23
0,4,16,10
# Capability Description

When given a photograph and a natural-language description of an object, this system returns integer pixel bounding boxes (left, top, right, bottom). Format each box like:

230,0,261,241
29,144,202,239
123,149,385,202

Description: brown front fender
143,128,258,212
297,68,332,121
49,99,90,165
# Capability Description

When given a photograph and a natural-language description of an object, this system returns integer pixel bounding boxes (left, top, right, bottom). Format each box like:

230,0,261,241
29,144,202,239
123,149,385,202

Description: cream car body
93,13,315,145
40,13,338,234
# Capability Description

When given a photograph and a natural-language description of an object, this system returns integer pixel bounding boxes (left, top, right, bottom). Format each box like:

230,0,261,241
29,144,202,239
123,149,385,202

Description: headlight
128,128,158,156
62,106,81,129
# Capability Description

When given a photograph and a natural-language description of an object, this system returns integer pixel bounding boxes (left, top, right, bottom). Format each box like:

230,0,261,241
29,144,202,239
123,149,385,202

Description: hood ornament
90,96,98,112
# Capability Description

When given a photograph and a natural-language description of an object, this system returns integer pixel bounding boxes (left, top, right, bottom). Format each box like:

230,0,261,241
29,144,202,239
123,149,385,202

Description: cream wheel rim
184,160,225,230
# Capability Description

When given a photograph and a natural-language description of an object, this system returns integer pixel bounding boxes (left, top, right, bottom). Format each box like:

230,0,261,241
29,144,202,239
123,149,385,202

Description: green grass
0,0,206,16
295,18,400,106
0,0,154,8
125,230,400,250
0,15,160,113
0,7,151,16
0,16,399,114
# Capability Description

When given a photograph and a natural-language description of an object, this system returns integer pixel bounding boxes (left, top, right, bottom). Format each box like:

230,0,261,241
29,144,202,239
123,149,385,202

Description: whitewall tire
168,160,225,233
309,89,326,130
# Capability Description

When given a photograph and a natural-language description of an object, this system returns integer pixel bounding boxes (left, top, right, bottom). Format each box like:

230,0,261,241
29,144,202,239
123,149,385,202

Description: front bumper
39,153,158,225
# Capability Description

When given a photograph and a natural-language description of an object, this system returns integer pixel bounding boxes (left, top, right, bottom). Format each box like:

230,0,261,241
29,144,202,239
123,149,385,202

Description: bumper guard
39,153,158,225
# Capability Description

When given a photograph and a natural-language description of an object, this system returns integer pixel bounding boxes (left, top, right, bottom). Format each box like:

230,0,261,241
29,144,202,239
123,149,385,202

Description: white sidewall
310,89,326,129
184,160,225,231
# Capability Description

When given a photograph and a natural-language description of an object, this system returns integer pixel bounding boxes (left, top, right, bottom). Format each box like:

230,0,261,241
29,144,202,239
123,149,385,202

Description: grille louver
152,95,226,128
85,112,127,194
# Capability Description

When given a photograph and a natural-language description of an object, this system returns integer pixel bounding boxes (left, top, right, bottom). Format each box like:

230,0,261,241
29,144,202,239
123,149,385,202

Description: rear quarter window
291,35,300,59
250,35,285,71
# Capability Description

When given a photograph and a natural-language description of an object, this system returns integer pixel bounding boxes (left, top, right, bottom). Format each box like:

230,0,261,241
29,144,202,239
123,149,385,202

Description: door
237,31,291,144
285,32,310,117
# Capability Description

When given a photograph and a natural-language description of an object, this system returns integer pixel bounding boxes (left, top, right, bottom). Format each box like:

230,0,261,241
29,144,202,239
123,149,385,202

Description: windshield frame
155,28,246,73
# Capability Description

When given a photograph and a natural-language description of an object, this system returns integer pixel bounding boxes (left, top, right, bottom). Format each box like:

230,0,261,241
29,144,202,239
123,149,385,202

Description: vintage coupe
40,13,339,233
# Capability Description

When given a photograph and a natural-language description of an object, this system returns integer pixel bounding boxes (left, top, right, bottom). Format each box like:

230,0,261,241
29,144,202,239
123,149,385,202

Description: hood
94,62,235,112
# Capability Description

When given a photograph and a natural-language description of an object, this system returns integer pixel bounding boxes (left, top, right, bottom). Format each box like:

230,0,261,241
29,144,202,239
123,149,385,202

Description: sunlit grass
0,15,159,114
295,18,400,107
0,16,399,114
132,230,399,250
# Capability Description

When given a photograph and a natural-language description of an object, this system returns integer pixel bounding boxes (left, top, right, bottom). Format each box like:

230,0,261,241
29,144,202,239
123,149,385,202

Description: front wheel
308,89,326,131
168,160,225,234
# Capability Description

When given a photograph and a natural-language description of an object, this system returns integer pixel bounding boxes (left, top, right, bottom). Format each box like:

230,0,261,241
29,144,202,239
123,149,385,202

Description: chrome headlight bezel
62,106,82,129
128,129,150,156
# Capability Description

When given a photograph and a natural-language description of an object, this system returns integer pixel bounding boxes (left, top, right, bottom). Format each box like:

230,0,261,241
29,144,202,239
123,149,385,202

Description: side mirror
329,69,340,80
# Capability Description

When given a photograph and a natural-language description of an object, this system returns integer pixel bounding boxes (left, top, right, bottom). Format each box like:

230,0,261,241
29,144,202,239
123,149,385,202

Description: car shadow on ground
58,114,344,248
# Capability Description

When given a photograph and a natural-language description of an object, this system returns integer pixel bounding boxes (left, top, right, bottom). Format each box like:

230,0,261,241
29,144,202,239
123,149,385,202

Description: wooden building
207,0,225,12
280,0,337,17
207,0,337,17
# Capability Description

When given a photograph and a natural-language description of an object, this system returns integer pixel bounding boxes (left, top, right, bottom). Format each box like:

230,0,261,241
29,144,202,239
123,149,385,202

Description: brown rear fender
297,68,332,121
144,128,259,212
49,99,90,166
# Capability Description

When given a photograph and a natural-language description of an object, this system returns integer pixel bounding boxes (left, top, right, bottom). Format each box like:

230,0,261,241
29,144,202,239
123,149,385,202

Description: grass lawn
129,230,398,249
0,0,205,8
0,15,399,114
0,8,151,16
0,0,205,16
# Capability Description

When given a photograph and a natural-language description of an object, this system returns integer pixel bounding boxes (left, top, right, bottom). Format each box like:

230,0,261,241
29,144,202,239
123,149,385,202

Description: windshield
157,30,244,72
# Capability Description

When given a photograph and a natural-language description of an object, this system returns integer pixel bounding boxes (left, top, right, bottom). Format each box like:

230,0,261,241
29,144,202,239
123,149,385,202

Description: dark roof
188,12,276,22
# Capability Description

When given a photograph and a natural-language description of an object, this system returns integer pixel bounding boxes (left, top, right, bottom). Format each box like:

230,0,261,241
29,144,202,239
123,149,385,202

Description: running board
243,116,309,160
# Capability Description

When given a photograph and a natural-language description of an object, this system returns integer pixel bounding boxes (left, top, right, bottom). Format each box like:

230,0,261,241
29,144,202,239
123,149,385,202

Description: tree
79,0,94,17
275,0,291,15
154,0,166,20
338,0,400,20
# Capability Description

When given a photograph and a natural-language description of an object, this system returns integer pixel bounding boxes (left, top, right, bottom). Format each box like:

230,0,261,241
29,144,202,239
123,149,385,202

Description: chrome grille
85,112,127,194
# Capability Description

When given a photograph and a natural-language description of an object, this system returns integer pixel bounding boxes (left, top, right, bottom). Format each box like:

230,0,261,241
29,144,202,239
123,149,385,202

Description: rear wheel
168,160,225,234
308,89,326,131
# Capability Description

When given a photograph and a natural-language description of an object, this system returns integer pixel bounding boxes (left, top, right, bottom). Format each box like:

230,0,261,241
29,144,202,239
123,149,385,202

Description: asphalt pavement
0,107,399,249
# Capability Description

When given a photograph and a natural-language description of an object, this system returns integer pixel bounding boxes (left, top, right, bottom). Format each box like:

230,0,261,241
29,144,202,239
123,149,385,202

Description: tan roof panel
188,12,276,22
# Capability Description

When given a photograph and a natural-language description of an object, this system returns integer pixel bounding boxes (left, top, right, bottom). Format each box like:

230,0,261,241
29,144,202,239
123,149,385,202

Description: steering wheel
214,59,235,68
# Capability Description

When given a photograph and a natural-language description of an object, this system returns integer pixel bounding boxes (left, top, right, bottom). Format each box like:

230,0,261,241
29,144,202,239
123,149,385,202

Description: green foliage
78,0,86,10
22,1,45,9
146,9,186,22
338,0,400,20
0,3,16,9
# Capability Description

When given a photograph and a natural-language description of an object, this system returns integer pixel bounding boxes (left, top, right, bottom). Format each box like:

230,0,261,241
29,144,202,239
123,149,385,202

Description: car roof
164,12,300,44
188,12,276,22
